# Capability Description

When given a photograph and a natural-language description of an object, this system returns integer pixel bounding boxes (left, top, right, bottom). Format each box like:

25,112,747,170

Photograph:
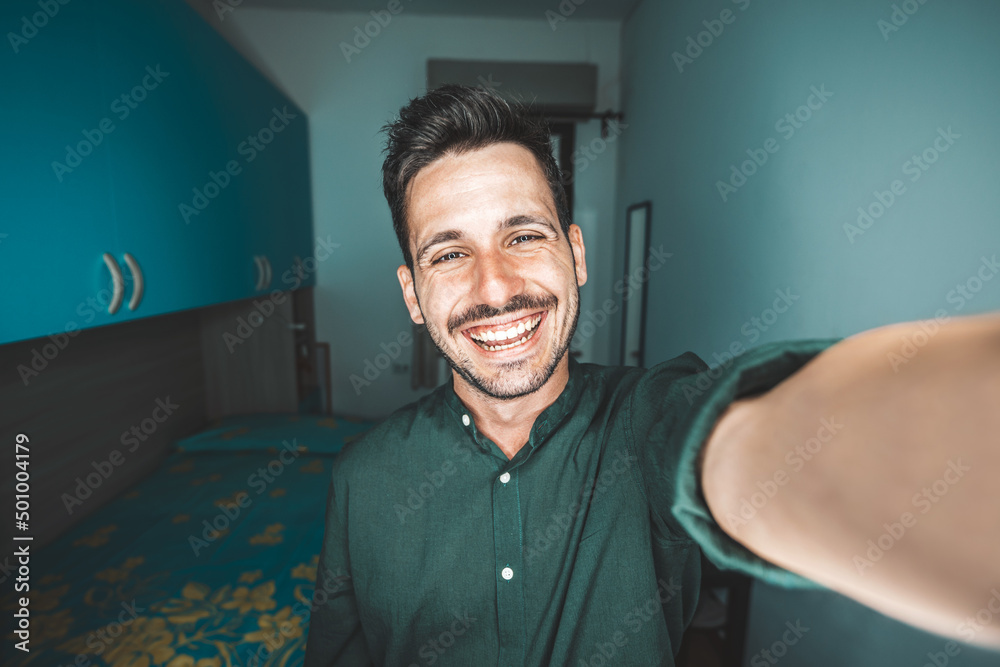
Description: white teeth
468,314,543,349
478,326,537,351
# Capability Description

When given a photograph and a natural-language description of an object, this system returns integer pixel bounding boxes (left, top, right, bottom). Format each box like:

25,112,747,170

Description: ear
567,224,588,288
397,264,425,324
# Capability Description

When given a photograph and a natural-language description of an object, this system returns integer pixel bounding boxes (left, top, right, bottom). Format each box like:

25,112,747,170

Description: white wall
187,3,621,418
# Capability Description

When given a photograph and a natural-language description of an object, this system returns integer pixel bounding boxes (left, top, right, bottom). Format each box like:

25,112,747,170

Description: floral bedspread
2,448,348,667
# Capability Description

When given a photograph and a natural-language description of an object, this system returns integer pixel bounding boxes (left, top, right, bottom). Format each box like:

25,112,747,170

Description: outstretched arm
701,312,1000,647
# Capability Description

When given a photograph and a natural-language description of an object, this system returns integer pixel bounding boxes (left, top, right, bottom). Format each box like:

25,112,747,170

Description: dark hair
380,84,571,270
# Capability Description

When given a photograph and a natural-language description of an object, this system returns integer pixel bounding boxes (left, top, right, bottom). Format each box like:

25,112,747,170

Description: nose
473,248,525,310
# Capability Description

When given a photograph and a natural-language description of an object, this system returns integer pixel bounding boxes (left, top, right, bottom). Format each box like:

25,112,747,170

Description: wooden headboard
0,288,318,553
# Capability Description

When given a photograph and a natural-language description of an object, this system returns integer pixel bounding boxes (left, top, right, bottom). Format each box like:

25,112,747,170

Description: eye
511,234,542,246
432,251,466,265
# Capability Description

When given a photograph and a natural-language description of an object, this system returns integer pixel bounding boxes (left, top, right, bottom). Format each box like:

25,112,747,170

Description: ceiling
223,0,642,21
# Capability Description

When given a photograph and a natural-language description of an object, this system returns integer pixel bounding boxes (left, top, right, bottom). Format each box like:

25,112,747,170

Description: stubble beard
418,287,580,400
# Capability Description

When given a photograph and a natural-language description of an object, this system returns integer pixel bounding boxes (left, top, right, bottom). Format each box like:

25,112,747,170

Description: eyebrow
415,215,559,265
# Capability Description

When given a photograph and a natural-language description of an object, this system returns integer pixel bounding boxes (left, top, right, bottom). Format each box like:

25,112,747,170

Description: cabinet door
212,47,314,295
98,0,253,323
242,100,315,294
277,108,317,290
0,4,121,346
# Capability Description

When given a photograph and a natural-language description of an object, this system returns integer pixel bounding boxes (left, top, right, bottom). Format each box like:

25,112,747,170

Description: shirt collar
442,356,586,453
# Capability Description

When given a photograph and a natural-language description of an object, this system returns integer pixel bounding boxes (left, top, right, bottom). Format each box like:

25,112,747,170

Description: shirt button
499,472,510,484
501,567,513,580
462,414,470,426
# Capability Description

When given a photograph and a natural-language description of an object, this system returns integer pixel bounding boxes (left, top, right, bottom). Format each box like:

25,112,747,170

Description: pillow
175,413,374,455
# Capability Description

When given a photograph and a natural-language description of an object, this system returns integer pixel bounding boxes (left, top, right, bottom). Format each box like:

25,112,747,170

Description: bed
2,413,374,667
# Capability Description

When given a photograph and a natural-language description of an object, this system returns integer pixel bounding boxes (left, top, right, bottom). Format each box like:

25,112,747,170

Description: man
304,84,1000,665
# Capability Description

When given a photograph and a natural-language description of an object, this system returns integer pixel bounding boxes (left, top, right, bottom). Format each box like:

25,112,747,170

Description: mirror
620,201,651,367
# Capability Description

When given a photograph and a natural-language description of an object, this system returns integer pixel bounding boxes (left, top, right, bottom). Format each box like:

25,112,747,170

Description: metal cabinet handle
253,255,266,290
262,255,272,289
123,252,144,311
103,252,124,315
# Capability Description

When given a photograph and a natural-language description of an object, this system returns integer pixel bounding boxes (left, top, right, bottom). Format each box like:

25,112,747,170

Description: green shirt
304,339,835,666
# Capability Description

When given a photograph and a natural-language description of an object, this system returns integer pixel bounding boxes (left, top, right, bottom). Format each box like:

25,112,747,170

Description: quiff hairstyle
380,84,571,270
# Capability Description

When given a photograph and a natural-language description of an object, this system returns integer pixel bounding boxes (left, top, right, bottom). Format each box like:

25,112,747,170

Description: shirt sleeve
303,461,374,666
626,338,840,589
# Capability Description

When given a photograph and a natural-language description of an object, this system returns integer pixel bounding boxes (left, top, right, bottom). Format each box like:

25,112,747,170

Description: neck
453,356,570,460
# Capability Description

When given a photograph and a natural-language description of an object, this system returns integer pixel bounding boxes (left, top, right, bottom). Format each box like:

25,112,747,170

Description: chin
425,294,581,400
452,339,568,400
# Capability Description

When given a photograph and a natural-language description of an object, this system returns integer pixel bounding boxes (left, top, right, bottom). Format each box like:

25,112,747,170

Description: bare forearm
702,313,1000,647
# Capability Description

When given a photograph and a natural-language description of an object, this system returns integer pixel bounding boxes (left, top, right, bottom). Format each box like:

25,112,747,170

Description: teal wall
748,582,998,667
618,0,1000,664
617,0,1000,360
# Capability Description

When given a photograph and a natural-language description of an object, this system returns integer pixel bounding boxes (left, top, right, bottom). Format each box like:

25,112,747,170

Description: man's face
396,141,587,400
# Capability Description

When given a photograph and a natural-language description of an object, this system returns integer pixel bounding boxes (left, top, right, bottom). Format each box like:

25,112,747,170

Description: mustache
448,294,557,334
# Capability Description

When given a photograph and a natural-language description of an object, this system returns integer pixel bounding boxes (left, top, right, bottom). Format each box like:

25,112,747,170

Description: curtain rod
536,110,626,138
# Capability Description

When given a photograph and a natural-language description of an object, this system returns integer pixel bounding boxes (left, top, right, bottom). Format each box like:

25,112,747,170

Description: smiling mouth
463,312,544,352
